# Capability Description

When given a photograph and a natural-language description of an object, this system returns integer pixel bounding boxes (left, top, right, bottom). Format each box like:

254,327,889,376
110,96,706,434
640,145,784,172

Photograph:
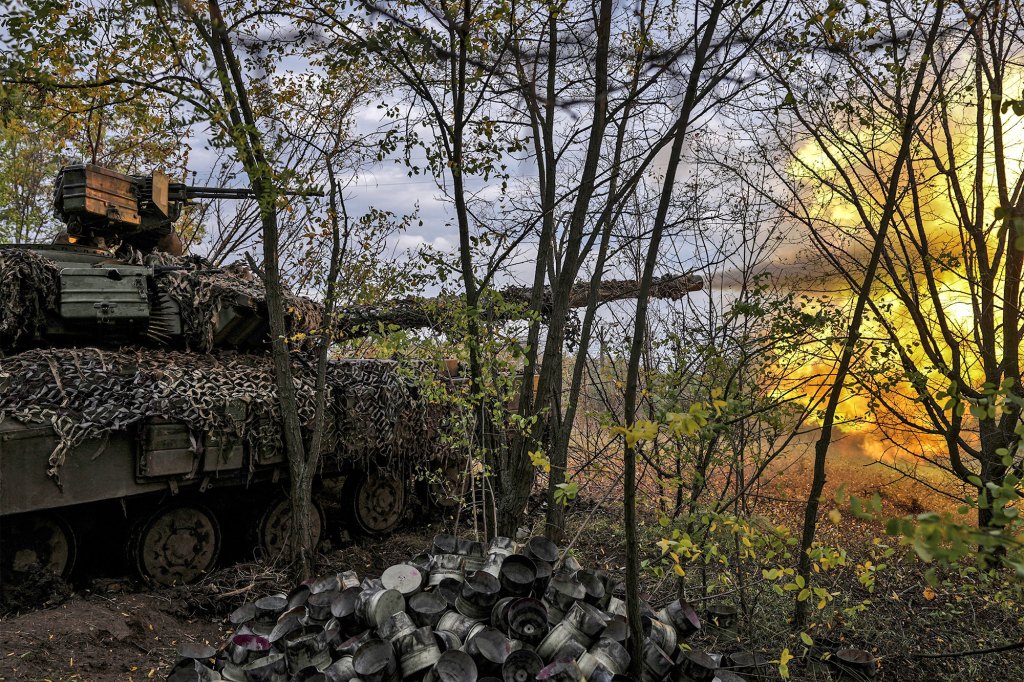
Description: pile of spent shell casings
166,534,778,682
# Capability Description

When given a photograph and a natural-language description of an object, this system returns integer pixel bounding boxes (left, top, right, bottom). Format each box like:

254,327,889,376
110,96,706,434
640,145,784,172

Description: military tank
0,164,462,588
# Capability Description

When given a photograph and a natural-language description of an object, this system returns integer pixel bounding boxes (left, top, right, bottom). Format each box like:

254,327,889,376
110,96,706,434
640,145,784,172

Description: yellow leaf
673,564,686,577
612,420,659,447
828,509,842,525
779,647,793,680
666,412,699,436
923,587,936,601
528,450,551,473
636,420,659,441
656,538,672,554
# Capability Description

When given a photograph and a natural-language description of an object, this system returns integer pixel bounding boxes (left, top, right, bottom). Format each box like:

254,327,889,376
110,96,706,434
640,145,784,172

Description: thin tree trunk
792,0,947,627
203,0,314,577
542,0,614,543
622,118,690,677
619,2,729,671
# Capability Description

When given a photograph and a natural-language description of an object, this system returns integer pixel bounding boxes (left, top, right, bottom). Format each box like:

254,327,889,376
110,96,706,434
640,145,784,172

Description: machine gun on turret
53,164,259,252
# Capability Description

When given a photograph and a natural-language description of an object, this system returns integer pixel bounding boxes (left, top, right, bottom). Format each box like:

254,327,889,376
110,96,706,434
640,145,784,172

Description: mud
0,592,226,681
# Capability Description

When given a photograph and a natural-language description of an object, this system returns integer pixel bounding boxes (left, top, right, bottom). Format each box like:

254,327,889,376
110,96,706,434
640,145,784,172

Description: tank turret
0,163,323,352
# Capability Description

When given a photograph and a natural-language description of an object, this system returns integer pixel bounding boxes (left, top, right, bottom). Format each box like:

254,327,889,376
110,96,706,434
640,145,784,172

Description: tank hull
0,420,165,515
0,237,462,590
0,347,457,587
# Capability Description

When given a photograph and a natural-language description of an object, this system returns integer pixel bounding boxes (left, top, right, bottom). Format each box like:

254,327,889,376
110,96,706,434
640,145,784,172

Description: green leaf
800,632,814,646
912,537,935,562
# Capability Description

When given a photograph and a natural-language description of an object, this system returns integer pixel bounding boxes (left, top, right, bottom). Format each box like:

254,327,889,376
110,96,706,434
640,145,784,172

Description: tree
747,0,987,624
333,0,783,545
310,0,535,537
594,0,784,670
847,1,1024,532
0,89,63,243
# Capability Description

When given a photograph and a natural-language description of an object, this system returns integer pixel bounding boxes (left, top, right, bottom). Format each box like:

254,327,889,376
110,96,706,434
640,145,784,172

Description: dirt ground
0,529,442,682
0,592,225,682
2,482,1020,682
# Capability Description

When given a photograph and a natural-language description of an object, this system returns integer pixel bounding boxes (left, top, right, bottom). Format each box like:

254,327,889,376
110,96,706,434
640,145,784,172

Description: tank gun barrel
329,273,705,340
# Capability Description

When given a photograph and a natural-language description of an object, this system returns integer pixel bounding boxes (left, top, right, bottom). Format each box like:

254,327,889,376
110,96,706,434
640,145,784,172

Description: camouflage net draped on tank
0,249,60,351
150,257,324,352
0,247,323,353
0,347,444,483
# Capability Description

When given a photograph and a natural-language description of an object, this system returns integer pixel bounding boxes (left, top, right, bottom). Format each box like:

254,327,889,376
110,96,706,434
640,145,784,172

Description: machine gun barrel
169,184,255,200
51,163,320,253
169,184,323,201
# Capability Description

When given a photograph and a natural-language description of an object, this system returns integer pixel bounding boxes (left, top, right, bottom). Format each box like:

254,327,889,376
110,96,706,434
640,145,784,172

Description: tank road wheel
0,512,77,579
131,502,220,586
257,496,324,560
346,472,406,535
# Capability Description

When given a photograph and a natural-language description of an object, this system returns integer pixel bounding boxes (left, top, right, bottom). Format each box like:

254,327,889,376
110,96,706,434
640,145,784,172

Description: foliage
837,383,1024,574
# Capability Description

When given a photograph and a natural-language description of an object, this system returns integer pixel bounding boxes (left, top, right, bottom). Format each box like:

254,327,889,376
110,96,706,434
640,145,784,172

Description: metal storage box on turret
0,164,460,588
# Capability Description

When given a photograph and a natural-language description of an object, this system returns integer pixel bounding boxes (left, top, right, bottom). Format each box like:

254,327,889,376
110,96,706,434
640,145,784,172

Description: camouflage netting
147,255,324,352
0,247,324,353
0,347,445,483
0,249,60,350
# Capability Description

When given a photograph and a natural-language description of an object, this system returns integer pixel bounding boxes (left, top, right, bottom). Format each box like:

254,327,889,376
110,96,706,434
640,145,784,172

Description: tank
0,164,462,588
